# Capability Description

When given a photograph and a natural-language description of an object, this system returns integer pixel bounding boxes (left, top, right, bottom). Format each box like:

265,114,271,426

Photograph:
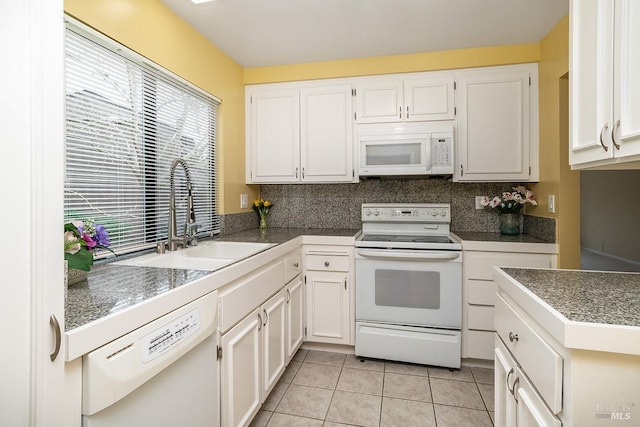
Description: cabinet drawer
218,260,285,333
467,305,494,331
495,294,563,414
465,330,494,360
466,252,553,281
467,279,497,305
306,252,350,272
284,251,302,283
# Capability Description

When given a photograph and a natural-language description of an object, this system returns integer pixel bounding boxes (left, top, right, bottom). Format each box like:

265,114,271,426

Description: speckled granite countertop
496,267,640,355
502,268,640,327
454,231,553,244
65,228,359,332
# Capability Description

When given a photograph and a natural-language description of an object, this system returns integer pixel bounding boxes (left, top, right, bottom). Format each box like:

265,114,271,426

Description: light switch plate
548,195,555,213
240,194,248,209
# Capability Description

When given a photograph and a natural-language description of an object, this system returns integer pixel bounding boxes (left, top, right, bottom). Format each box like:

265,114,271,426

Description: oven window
374,269,440,309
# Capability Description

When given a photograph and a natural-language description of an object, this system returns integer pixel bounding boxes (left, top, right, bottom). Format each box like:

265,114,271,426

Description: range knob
430,211,438,217
440,210,447,217
365,210,371,216
374,210,380,216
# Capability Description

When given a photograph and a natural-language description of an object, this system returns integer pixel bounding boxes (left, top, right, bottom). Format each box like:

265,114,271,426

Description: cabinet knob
508,332,519,342
324,261,330,267
293,262,299,268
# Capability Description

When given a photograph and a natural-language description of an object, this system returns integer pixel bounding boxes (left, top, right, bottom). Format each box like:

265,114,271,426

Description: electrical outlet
475,196,485,209
548,195,555,213
240,194,248,209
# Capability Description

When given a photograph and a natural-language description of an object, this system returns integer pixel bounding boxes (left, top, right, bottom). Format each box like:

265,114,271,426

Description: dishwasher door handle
356,249,460,261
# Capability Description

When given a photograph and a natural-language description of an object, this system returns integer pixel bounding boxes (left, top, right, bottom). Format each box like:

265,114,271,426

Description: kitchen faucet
167,158,198,251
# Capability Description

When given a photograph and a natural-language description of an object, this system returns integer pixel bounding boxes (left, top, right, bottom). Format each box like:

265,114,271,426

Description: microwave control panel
430,133,453,174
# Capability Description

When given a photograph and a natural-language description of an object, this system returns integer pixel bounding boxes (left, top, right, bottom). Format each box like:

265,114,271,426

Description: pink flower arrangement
480,185,538,214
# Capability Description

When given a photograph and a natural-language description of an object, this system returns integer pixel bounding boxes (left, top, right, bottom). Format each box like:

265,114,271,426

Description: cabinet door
613,0,640,159
355,80,404,123
261,289,287,399
248,88,300,183
221,309,262,427
570,0,616,166
306,271,350,344
494,337,517,427
515,368,562,427
404,77,455,121
457,69,533,181
300,85,354,182
286,276,304,361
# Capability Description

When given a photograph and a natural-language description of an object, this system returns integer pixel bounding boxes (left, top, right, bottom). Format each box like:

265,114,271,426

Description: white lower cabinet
462,246,557,360
261,289,287,398
286,276,304,361
495,337,561,427
220,309,262,427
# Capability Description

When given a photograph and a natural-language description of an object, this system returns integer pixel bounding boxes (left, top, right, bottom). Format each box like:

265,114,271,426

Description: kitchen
3,0,640,426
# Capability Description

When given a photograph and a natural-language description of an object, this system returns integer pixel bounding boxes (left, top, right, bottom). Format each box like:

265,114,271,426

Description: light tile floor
250,349,495,427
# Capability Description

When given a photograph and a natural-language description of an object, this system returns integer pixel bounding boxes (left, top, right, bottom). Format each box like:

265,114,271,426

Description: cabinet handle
295,167,299,179
263,308,268,326
506,368,516,395
611,119,621,150
599,122,610,152
302,168,305,179
257,312,262,331
512,377,520,403
399,106,402,119
49,314,61,362
286,289,291,303
324,261,330,267
406,105,409,119
293,262,299,268
344,278,347,290
508,331,519,342
460,164,464,177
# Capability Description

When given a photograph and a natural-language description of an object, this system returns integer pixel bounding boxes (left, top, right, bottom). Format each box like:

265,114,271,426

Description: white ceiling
161,0,568,68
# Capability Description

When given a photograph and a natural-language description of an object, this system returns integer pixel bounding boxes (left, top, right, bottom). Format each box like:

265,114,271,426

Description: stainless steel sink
115,241,275,271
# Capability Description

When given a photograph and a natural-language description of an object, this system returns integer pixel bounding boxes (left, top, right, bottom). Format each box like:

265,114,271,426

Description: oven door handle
356,249,460,261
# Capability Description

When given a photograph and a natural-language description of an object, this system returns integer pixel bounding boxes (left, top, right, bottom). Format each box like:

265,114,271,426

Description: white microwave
357,123,454,176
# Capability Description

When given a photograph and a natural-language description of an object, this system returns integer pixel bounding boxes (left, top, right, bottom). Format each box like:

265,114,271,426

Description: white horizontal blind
64,21,220,257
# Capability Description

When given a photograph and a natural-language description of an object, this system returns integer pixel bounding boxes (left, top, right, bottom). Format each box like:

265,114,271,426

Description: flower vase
259,215,267,230
499,213,521,235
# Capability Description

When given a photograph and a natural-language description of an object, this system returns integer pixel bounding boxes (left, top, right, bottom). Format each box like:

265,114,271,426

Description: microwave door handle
357,249,460,261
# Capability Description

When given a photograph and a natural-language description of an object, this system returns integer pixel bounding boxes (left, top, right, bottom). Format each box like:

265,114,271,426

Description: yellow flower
253,199,261,207
264,201,272,207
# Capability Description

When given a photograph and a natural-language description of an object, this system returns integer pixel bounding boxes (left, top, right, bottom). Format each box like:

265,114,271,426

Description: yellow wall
245,44,540,84
64,0,258,215
532,15,580,268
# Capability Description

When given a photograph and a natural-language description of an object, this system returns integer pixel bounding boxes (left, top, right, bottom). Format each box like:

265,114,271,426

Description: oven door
355,248,462,328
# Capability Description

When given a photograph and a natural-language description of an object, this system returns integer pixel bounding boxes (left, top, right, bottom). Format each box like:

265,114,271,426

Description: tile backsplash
229,178,556,241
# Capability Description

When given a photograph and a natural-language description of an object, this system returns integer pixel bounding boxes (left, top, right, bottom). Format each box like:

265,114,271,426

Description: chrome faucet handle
185,222,200,247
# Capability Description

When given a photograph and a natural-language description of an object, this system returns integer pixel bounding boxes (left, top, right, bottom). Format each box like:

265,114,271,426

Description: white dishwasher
82,290,220,427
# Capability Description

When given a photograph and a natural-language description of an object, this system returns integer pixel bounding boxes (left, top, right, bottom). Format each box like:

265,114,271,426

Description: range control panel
138,308,201,363
361,203,451,223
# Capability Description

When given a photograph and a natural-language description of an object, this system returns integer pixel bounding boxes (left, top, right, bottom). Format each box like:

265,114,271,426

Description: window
64,19,220,257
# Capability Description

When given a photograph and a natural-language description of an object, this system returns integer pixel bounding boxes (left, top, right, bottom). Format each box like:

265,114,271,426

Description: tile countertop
496,267,640,356
64,228,358,361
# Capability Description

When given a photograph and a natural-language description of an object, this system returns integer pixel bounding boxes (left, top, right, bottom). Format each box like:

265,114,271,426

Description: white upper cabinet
246,85,354,184
455,65,538,182
354,76,455,123
300,85,354,182
247,88,300,183
570,0,640,168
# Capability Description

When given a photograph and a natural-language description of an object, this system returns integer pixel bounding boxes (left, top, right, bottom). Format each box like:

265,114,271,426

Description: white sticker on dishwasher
138,308,201,363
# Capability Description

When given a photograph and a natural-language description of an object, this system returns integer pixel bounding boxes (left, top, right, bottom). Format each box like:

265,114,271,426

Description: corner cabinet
455,64,539,182
246,84,354,184
354,75,455,123
461,242,557,361
570,0,640,169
